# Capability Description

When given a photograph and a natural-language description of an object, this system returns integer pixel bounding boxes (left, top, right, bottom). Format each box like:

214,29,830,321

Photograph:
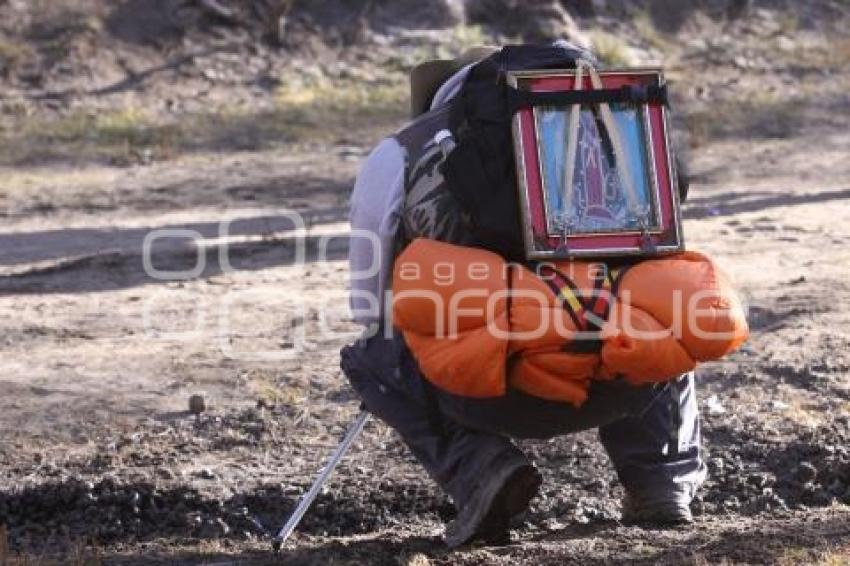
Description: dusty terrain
1,1,849,564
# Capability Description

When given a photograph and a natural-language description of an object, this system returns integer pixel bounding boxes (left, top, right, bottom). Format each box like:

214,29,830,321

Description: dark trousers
341,330,706,508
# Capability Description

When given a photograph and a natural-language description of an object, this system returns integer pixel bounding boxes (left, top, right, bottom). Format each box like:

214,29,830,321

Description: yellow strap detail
559,287,584,314
607,267,620,289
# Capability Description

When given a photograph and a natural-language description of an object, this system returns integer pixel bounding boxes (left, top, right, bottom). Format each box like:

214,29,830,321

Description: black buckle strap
508,83,668,113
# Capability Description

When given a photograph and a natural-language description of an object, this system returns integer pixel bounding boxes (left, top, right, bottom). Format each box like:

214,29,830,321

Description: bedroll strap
537,264,630,353
507,83,668,113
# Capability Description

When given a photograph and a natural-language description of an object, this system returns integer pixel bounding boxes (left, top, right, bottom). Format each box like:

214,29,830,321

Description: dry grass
781,398,831,428
634,11,672,53
785,37,850,71
775,11,800,37
824,38,850,70
779,542,850,566
0,533,88,566
0,41,35,74
0,548,104,566
588,30,636,67
0,20,493,167
378,23,494,77
0,107,175,166
0,76,407,167
246,367,308,409
275,73,407,119
685,95,805,147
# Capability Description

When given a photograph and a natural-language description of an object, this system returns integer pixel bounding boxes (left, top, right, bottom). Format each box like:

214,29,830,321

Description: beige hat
409,46,499,118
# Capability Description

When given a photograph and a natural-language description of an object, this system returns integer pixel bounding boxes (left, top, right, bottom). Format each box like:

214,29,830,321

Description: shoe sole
444,463,542,549
620,499,694,527
621,515,694,527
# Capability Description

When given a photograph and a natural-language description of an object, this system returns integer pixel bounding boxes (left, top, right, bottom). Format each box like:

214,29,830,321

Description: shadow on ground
0,208,351,295
683,187,850,220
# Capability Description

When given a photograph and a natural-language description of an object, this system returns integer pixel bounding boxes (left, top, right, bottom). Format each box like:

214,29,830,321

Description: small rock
155,467,175,480
769,400,790,411
747,473,772,488
466,0,590,46
732,55,753,70
757,487,788,511
194,468,216,480
216,517,231,536
795,461,818,484
704,394,727,416
199,517,230,538
186,512,203,529
188,394,206,416
406,553,432,566
828,479,845,496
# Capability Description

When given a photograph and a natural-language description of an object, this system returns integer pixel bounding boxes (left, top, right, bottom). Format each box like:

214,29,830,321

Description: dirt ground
1,1,850,564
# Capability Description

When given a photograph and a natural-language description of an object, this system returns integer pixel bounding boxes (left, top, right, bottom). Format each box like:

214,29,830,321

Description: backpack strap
536,263,632,353
394,104,453,179
507,83,669,113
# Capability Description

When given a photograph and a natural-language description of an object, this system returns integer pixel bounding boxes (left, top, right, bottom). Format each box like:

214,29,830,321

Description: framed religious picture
507,65,684,259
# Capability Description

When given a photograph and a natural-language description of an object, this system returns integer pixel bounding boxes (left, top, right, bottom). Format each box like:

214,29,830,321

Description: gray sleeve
348,137,405,326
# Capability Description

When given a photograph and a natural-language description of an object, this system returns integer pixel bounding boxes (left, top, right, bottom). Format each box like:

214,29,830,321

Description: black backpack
395,45,688,261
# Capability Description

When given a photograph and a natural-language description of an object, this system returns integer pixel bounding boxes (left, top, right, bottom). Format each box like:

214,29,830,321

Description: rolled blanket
392,239,748,406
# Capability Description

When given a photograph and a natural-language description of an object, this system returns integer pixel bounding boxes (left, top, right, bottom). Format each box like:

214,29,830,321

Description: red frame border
512,69,683,258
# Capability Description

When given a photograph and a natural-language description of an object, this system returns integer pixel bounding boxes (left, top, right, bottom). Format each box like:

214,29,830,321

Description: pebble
827,479,845,496
709,457,725,473
194,468,216,480
156,467,175,480
705,394,727,416
775,36,795,51
406,554,431,566
189,394,206,415
199,517,230,538
186,512,203,528
747,473,772,488
795,461,818,484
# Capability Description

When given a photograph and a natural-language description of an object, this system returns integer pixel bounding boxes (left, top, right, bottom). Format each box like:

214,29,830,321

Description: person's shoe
444,454,542,549
620,493,694,527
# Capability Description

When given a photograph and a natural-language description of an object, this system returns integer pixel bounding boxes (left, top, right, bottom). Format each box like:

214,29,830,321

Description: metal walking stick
272,409,370,552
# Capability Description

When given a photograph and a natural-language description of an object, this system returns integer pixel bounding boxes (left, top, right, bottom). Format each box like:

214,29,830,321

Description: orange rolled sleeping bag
392,240,512,398
601,251,749,384
392,239,749,406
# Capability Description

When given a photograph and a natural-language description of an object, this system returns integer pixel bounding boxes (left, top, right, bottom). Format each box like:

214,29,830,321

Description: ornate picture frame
508,67,684,259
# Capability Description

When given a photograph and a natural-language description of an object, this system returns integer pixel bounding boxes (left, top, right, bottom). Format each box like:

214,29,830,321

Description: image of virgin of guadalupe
536,102,658,235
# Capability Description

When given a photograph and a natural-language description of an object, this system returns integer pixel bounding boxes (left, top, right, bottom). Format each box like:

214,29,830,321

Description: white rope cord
561,59,644,235
584,62,643,221
562,62,584,233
